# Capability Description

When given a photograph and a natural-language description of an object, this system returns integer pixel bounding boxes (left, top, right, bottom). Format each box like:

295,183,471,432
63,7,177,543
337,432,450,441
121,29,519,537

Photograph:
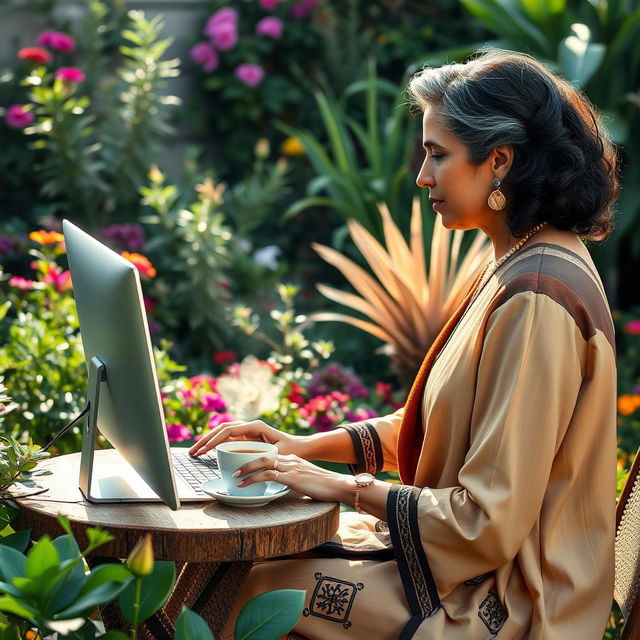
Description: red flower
18,47,52,64
121,252,157,278
213,350,237,365
287,382,305,405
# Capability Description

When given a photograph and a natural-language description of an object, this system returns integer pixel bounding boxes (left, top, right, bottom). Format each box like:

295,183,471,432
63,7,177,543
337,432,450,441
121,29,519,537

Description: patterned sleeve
339,408,403,474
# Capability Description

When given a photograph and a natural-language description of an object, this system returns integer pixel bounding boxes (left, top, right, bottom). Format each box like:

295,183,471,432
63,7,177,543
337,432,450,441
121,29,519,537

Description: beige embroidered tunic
222,242,617,640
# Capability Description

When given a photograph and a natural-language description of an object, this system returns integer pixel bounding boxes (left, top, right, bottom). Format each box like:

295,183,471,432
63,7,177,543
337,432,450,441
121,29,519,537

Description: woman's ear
491,145,514,179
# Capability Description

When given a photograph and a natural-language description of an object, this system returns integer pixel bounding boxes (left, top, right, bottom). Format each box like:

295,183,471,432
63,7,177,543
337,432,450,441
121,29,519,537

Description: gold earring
488,177,506,211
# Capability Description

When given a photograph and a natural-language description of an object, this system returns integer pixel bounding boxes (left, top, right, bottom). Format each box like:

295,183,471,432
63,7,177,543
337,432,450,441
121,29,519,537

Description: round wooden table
13,450,340,639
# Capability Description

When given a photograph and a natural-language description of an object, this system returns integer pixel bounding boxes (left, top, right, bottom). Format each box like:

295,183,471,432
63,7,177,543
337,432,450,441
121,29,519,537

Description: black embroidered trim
387,485,440,620
341,422,382,475
311,540,394,560
478,590,508,635
464,572,492,587
398,615,424,639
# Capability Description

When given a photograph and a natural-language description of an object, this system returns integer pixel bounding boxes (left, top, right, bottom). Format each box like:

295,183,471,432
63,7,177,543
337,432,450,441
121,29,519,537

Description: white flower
253,245,282,271
216,355,282,421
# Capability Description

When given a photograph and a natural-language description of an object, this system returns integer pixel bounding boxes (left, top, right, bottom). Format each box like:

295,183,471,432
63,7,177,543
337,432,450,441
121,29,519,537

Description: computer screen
63,219,180,509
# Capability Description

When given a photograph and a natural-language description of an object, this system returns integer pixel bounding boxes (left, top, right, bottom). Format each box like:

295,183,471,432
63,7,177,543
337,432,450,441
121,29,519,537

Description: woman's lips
430,199,445,211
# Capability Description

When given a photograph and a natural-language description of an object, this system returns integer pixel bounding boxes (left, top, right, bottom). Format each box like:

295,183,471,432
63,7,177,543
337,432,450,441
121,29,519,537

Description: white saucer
201,478,290,507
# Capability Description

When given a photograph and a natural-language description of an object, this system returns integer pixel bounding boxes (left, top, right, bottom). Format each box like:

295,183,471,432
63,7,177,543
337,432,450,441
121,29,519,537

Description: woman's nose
416,160,434,188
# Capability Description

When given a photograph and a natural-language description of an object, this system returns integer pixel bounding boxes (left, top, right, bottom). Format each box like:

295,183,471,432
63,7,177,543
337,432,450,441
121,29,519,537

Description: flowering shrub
191,0,325,174
0,229,181,453
160,356,399,442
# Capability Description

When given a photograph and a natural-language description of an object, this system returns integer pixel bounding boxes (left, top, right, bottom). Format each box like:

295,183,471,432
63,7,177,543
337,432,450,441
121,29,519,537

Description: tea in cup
216,441,277,496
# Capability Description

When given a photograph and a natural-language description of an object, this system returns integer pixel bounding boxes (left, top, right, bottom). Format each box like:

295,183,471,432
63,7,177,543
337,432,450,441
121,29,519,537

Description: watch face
355,473,375,486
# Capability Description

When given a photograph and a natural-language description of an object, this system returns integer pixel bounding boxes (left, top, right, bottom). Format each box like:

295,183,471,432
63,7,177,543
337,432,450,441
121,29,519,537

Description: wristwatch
354,473,376,513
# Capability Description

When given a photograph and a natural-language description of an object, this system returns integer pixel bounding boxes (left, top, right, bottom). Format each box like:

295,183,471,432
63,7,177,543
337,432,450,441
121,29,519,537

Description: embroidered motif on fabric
374,520,389,533
478,591,508,635
303,572,363,629
353,423,377,474
395,486,436,617
464,572,492,586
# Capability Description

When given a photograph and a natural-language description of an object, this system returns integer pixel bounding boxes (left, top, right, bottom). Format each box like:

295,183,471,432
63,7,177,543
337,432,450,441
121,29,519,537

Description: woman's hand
231,453,353,504
188,420,307,459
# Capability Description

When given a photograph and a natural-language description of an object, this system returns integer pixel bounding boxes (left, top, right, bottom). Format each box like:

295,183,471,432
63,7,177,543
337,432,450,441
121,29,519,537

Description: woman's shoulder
490,239,614,347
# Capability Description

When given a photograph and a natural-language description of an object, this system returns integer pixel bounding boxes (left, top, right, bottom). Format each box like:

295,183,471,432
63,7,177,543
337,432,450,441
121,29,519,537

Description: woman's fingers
188,421,247,455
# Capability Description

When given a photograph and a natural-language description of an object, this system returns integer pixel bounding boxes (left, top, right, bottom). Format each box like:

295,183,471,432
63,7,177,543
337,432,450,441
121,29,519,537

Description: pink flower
207,412,235,429
8,276,37,290
167,423,191,443
624,320,640,335
210,22,238,51
18,47,52,64
190,374,217,390
256,16,284,39
346,407,378,422
55,67,85,84
205,7,238,38
36,30,76,52
260,0,281,9
190,42,219,72
201,393,226,412
5,105,34,129
42,264,72,292
235,63,265,87
291,0,318,18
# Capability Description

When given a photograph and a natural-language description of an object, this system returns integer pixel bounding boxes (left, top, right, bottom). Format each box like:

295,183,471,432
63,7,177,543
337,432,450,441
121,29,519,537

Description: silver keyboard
171,450,220,494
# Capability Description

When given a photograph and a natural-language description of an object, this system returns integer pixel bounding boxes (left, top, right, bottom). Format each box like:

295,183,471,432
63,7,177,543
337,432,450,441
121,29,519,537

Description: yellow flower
617,394,640,416
281,136,305,157
29,230,64,245
254,137,270,159
127,533,154,577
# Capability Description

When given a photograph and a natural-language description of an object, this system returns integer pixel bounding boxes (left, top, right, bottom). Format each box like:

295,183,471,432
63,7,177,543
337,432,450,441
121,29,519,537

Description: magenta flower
167,423,192,442
8,276,37,290
291,0,318,18
5,104,34,129
207,412,235,429
624,320,640,335
55,67,85,84
190,42,219,72
201,393,227,412
346,407,378,422
36,30,76,52
260,0,281,10
0,234,14,254
210,22,238,51
256,16,284,39
100,223,146,251
235,63,265,87
42,264,72,292
205,7,238,38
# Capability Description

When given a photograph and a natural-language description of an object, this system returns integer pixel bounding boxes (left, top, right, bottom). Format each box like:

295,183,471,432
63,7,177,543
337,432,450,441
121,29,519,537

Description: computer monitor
63,219,181,510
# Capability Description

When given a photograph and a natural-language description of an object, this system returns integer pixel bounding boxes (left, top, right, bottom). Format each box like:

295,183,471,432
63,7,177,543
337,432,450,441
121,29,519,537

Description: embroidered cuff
340,422,383,475
387,484,440,620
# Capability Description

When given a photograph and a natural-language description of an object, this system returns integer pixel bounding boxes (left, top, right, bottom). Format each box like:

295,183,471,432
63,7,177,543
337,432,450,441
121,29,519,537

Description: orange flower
29,230,64,244
121,251,157,278
617,394,640,416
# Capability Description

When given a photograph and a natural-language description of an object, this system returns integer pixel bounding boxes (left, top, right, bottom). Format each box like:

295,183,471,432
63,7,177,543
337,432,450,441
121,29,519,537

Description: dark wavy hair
407,49,619,241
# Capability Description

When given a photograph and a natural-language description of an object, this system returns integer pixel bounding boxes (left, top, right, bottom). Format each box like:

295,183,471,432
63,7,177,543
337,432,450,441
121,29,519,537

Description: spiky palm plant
312,199,492,386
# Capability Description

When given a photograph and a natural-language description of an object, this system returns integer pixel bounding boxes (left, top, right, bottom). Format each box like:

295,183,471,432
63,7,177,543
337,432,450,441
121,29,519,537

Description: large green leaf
234,589,306,640
56,581,130,619
558,27,605,88
0,596,37,620
25,536,59,579
174,607,214,640
117,560,176,624
0,545,26,582
0,531,30,553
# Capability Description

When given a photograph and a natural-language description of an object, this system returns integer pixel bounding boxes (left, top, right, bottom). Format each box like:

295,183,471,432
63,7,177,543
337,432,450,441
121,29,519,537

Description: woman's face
416,105,497,232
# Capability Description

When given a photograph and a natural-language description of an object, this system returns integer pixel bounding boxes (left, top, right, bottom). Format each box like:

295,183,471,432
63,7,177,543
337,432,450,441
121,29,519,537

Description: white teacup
216,441,277,496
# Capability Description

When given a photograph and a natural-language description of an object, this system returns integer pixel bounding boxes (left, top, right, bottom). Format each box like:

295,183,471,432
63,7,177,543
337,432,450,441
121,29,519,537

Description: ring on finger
273,457,279,471
273,469,279,482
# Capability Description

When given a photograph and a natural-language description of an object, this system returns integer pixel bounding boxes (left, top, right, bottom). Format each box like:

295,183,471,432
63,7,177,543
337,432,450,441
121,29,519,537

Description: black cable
43,405,89,452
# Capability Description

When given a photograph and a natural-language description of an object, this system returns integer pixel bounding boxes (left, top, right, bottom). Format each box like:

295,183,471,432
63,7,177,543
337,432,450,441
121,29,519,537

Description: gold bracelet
353,473,375,513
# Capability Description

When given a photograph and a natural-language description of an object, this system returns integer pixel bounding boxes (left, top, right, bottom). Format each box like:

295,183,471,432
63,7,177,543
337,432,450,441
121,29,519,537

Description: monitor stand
78,356,165,503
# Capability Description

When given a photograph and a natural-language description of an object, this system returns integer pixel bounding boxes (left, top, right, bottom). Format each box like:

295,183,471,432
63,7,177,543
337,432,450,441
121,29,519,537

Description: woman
191,49,619,639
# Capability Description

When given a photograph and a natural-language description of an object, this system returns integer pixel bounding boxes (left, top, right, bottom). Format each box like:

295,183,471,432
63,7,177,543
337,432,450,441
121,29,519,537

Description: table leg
94,558,253,639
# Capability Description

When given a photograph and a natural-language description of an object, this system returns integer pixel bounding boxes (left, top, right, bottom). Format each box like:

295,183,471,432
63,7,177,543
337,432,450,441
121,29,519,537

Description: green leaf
558,33,605,88
0,545,26,581
80,563,131,596
85,527,114,551
0,624,21,640
25,536,59,579
0,530,30,553
0,596,37,620
0,505,19,528
55,581,130,618
234,589,306,640
99,633,131,640
174,607,214,640
117,560,175,623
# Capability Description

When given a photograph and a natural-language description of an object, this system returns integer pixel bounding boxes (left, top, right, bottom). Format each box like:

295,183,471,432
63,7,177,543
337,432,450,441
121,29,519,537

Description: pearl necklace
475,222,547,295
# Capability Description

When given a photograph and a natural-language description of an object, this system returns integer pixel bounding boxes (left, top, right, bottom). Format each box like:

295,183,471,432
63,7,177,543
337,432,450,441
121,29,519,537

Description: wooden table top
13,450,340,563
